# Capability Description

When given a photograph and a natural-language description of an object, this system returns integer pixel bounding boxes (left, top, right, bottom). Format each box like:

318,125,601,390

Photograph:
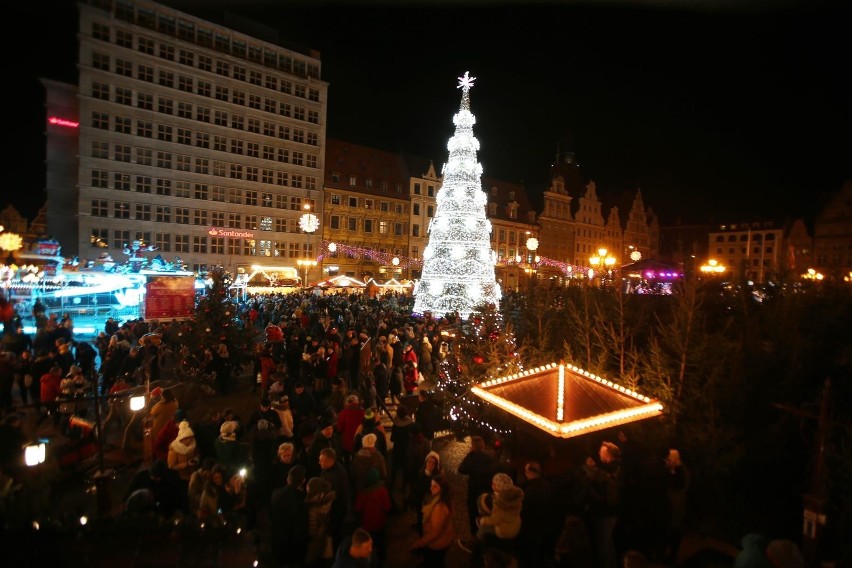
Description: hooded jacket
478,485,524,539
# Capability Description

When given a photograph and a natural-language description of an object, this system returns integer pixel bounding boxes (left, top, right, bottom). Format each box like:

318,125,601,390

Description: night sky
8,0,850,225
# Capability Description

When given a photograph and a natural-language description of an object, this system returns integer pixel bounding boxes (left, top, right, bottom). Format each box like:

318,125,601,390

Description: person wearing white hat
168,419,199,505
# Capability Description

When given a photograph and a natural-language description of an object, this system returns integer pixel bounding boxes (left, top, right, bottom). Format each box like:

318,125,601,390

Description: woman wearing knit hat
215,420,242,471
411,450,443,534
168,420,199,510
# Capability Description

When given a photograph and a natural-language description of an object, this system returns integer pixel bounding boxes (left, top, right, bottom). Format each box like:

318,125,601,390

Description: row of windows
412,183,436,197
328,194,413,215
91,228,314,257
714,247,776,255
93,11,320,82
91,113,318,168
325,216,406,236
90,200,313,231
90,162,316,192
91,51,321,124
713,233,778,242
330,174,403,194
90,83,320,144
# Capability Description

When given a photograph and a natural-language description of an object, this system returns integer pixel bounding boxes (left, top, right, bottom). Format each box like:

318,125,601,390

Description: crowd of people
0,289,805,568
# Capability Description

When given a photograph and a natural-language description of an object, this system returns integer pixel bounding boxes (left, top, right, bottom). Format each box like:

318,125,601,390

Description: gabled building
482,177,538,291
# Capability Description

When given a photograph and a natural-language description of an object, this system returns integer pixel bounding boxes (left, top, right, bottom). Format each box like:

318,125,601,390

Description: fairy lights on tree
413,72,501,320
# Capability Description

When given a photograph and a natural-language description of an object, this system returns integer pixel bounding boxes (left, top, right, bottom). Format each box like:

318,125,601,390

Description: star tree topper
458,71,476,91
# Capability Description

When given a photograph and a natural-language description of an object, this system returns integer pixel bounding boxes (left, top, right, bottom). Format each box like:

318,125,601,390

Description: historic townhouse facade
321,139,410,280
482,178,539,291
537,144,658,283
48,0,328,275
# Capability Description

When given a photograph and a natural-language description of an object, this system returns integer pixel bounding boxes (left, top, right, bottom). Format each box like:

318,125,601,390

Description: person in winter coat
305,476,336,567
149,388,178,442
411,449,442,532
418,335,434,378
349,433,387,493
389,405,415,498
410,474,456,568
258,344,276,395
475,472,524,541
270,464,309,567
336,394,366,465
215,419,243,470
167,421,199,483
353,468,391,567
153,410,182,463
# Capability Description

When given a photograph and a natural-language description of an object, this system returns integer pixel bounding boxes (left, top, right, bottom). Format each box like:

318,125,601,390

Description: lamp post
589,247,616,287
525,237,539,293
297,259,317,288
699,259,727,277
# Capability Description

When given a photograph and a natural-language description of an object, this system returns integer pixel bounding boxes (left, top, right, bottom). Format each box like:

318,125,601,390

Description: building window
92,82,109,100
211,237,224,255
175,235,189,253
91,228,108,248
193,210,208,225
135,204,151,221
91,200,108,217
113,230,130,249
155,233,171,252
113,173,130,191
135,176,151,193
348,218,357,231
91,170,108,188
114,202,130,219
193,236,207,253
176,208,189,224
156,206,171,223
92,141,108,159
136,148,154,166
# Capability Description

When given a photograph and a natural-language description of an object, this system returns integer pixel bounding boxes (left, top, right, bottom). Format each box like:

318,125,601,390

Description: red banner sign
144,276,195,320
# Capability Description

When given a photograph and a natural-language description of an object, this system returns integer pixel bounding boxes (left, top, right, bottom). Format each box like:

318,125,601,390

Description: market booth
471,361,664,472
312,275,367,295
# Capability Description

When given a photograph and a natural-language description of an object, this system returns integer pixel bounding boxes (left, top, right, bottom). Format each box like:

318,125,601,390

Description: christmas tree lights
413,72,501,320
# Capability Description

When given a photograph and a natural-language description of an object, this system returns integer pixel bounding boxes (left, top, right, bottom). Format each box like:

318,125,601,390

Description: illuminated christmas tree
413,71,501,320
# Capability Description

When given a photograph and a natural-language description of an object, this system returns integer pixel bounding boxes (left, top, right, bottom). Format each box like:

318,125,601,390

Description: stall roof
471,362,663,439
315,275,367,288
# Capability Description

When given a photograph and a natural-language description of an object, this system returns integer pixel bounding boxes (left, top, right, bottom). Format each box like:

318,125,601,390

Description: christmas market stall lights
471,362,663,439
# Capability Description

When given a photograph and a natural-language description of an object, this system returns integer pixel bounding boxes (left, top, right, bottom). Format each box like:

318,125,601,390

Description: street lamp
297,259,317,287
700,259,727,275
525,237,539,292
589,247,616,286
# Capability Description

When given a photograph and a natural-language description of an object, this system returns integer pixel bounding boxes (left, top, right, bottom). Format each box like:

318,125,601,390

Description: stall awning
471,362,663,438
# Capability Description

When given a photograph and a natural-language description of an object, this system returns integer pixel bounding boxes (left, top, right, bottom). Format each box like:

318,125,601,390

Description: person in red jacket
354,467,391,566
336,394,365,467
258,344,276,395
39,365,63,428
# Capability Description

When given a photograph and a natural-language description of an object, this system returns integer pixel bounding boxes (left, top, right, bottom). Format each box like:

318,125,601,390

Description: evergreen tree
413,72,500,320
180,266,254,364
